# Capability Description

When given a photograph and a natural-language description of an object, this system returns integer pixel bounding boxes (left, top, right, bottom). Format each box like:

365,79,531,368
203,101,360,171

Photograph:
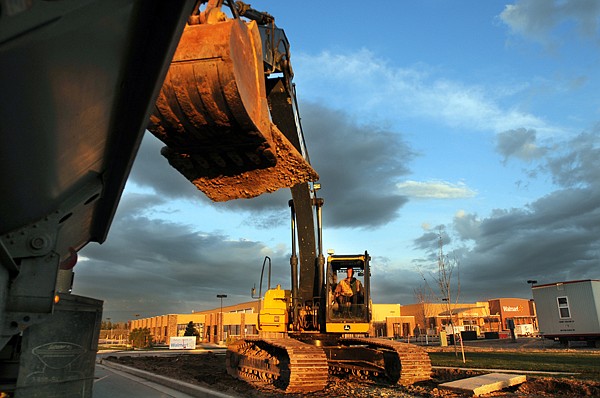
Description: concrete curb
100,359,240,398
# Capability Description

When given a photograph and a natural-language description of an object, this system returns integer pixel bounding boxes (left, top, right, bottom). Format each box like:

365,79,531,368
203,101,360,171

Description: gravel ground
103,337,600,397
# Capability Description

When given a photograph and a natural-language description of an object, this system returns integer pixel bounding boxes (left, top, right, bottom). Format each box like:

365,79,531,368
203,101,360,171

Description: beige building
370,304,414,338
130,301,261,345
130,298,537,344
130,313,207,345
399,301,500,336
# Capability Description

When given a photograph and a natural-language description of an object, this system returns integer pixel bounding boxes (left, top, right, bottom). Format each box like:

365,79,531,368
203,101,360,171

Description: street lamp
527,280,537,288
106,317,112,341
217,294,227,343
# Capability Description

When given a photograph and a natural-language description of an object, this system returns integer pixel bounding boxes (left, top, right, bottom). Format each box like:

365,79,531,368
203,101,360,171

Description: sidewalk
95,345,231,397
96,360,239,398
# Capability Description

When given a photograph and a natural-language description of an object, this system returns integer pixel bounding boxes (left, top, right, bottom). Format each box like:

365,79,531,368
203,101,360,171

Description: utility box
15,294,102,398
439,331,447,347
532,280,600,347
515,323,535,336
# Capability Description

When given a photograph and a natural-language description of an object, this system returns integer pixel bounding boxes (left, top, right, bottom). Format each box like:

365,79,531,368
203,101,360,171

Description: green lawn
428,351,600,381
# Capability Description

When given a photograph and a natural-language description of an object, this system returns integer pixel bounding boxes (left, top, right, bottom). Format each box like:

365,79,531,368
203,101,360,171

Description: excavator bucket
148,17,318,202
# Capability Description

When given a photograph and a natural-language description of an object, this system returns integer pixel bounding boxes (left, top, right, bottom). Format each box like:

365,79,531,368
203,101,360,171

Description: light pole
217,294,227,343
106,317,112,341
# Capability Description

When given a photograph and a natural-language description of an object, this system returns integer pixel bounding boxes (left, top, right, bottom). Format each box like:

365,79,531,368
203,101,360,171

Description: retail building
129,298,537,344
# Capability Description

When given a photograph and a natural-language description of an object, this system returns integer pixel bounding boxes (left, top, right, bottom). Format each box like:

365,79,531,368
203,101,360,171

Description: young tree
435,232,465,362
413,285,436,342
417,228,465,362
183,321,198,336
184,321,200,342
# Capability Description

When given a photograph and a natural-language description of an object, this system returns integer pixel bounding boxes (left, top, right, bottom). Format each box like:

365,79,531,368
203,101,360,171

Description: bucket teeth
148,18,317,202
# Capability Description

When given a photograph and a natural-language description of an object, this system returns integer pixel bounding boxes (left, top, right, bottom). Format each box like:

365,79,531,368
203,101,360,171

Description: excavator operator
334,268,364,315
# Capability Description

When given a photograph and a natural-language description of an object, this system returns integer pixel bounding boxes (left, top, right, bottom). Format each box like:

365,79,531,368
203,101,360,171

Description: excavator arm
148,1,324,328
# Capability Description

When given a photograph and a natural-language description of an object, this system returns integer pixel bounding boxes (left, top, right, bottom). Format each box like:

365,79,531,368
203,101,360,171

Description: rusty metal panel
15,294,102,398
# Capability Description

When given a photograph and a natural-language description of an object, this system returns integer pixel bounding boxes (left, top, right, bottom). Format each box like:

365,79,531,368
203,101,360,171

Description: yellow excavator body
257,285,290,333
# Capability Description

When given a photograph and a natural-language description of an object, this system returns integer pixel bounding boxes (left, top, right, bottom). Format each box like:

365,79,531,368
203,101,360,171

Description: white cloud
397,180,477,199
295,49,556,135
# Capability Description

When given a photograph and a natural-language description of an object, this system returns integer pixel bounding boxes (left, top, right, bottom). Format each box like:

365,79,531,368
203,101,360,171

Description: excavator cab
325,252,371,333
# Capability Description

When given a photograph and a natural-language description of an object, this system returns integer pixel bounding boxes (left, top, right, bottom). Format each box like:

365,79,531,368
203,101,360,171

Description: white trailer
532,279,600,347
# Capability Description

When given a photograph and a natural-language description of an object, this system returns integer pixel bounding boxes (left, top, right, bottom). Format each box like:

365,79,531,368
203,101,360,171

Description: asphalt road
94,363,195,398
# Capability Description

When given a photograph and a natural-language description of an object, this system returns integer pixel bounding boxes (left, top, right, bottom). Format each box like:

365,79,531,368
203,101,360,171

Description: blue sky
74,0,600,321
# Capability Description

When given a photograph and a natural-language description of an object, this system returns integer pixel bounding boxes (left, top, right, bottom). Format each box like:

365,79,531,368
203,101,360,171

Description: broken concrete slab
440,372,527,396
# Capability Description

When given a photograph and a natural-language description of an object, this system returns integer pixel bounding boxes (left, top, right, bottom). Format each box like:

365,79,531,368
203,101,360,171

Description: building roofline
532,279,599,289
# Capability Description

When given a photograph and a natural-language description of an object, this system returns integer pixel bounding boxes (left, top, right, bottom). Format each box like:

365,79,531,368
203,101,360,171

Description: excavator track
337,337,432,385
226,337,329,393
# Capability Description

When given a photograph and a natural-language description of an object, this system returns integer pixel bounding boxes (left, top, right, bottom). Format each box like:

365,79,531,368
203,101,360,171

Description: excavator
0,0,429,396
225,189,431,393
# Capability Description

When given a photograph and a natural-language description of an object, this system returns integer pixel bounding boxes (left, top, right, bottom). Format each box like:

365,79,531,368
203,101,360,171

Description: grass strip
428,351,600,381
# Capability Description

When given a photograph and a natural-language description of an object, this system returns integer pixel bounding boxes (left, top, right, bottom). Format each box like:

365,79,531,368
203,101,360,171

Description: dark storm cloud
412,227,451,254
77,100,415,320
372,267,428,305
361,254,431,305
215,102,414,229
75,196,291,320
298,102,413,228
500,0,600,45
412,128,600,303
496,127,600,187
495,128,547,162
455,191,600,301
129,133,206,201
453,212,481,241
131,102,414,229
543,131,600,187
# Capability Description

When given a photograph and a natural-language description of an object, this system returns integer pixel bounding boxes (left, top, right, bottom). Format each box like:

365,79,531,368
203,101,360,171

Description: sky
73,0,600,321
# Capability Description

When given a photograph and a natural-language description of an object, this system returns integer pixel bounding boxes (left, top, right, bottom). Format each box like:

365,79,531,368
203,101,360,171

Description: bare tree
417,228,465,361
413,285,436,344
436,232,465,362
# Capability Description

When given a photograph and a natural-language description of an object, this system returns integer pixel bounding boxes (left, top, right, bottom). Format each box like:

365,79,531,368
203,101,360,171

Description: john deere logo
344,325,351,331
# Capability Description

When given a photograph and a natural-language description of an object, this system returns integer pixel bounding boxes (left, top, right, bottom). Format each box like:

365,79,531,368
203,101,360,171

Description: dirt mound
104,352,599,397
516,378,600,397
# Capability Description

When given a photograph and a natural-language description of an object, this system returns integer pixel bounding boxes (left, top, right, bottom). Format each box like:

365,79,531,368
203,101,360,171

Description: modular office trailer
532,279,600,346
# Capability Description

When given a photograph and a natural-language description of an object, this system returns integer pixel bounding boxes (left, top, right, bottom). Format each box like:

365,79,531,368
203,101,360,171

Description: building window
557,296,570,319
